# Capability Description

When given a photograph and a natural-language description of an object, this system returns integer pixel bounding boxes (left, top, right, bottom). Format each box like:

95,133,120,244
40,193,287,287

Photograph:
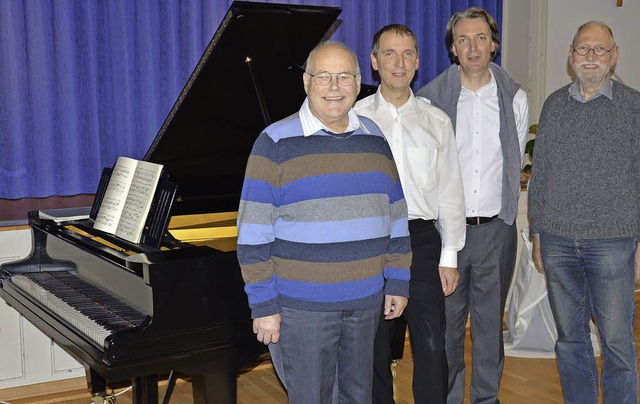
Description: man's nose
329,76,340,89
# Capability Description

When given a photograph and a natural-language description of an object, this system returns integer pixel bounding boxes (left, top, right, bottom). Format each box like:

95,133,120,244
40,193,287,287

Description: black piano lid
143,1,341,215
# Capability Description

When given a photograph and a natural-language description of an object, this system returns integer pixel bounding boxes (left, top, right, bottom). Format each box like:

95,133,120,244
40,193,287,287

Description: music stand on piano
90,166,178,250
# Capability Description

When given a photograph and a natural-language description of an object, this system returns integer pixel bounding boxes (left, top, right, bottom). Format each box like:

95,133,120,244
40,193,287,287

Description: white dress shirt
355,87,466,268
455,72,528,218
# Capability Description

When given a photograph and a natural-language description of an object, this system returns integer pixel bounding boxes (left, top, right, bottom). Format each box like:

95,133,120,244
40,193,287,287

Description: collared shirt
456,71,529,218
354,87,466,268
568,76,613,103
299,97,369,136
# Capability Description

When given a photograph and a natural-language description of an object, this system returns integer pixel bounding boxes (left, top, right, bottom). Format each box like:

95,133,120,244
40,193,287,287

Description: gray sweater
528,80,640,239
416,63,523,225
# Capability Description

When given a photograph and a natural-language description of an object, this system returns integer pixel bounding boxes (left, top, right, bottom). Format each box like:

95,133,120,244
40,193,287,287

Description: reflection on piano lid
144,1,342,216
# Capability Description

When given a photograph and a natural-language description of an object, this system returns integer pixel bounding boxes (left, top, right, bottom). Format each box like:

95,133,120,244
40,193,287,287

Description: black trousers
373,219,448,404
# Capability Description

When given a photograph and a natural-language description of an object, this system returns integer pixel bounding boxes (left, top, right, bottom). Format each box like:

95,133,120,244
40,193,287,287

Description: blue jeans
269,306,381,404
540,233,638,404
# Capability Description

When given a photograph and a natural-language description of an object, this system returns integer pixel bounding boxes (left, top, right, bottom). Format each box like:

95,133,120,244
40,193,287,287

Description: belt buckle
467,216,483,226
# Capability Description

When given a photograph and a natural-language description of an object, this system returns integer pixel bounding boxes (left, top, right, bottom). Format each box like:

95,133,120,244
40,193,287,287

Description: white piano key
12,275,112,346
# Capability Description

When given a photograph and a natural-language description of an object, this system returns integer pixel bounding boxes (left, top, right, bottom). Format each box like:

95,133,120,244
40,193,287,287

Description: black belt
466,215,497,225
409,219,435,230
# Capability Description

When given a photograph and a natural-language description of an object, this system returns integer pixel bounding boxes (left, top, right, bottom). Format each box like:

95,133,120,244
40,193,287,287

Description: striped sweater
237,113,412,319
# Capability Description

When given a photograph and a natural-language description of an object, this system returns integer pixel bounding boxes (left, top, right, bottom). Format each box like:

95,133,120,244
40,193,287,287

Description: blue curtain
0,0,500,199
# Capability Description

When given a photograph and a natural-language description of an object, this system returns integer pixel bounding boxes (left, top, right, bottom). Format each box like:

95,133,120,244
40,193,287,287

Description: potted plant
520,124,537,187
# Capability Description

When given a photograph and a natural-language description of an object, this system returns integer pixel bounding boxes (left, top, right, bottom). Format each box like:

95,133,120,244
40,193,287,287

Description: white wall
502,0,547,126
501,0,532,93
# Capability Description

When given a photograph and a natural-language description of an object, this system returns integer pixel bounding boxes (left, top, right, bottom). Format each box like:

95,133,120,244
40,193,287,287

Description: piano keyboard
12,272,147,346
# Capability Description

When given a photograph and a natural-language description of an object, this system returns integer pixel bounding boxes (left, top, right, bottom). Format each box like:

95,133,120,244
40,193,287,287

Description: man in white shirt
355,24,466,404
417,8,528,404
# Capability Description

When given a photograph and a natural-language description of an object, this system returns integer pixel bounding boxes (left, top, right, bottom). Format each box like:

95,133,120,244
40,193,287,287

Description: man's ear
568,46,575,66
610,45,620,68
371,53,379,71
303,72,311,95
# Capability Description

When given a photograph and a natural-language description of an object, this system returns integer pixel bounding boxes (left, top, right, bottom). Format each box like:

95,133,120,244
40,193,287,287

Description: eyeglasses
572,44,616,57
306,71,360,86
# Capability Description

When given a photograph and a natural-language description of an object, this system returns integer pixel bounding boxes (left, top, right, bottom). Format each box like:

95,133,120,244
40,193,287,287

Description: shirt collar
460,67,496,94
299,98,370,137
568,76,613,103
373,86,418,114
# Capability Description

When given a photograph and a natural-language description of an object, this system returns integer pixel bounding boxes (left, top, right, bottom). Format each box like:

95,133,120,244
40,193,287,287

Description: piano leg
191,372,234,404
189,348,236,404
86,367,107,396
132,375,159,403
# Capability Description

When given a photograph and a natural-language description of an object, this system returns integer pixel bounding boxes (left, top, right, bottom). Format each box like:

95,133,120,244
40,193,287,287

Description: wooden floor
6,296,640,404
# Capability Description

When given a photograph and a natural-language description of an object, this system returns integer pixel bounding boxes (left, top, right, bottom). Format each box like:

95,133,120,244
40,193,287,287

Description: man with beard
528,21,640,404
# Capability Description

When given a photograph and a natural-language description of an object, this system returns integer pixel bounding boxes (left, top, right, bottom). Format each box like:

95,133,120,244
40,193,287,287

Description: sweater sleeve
382,160,412,298
236,133,281,319
527,99,551,236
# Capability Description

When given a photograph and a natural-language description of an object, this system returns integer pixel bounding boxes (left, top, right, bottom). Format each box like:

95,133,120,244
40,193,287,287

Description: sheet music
93,157,163,243
115,161,162,242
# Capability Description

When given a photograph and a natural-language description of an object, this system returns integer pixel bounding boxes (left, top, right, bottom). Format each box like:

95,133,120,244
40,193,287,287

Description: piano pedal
390,359,399,380
92,391,117,404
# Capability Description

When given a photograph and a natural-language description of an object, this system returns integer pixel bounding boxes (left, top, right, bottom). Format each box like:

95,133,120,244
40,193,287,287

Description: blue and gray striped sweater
237,114,412,319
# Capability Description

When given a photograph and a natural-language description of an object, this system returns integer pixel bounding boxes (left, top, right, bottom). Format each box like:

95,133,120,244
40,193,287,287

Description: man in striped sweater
237,42,412,403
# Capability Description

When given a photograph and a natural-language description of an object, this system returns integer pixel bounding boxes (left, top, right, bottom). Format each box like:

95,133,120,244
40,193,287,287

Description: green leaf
525,139,535,159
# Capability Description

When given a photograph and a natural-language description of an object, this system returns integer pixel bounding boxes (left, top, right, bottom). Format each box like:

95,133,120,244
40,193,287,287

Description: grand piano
0,2,341,403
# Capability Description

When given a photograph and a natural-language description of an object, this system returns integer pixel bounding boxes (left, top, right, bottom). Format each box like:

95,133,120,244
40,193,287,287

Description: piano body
0,2,340,403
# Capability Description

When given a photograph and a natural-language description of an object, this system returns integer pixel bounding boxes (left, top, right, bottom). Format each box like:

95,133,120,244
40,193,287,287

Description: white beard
574,60,609,87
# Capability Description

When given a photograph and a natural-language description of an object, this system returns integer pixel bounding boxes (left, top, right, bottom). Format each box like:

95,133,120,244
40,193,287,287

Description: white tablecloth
504,229,601,358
